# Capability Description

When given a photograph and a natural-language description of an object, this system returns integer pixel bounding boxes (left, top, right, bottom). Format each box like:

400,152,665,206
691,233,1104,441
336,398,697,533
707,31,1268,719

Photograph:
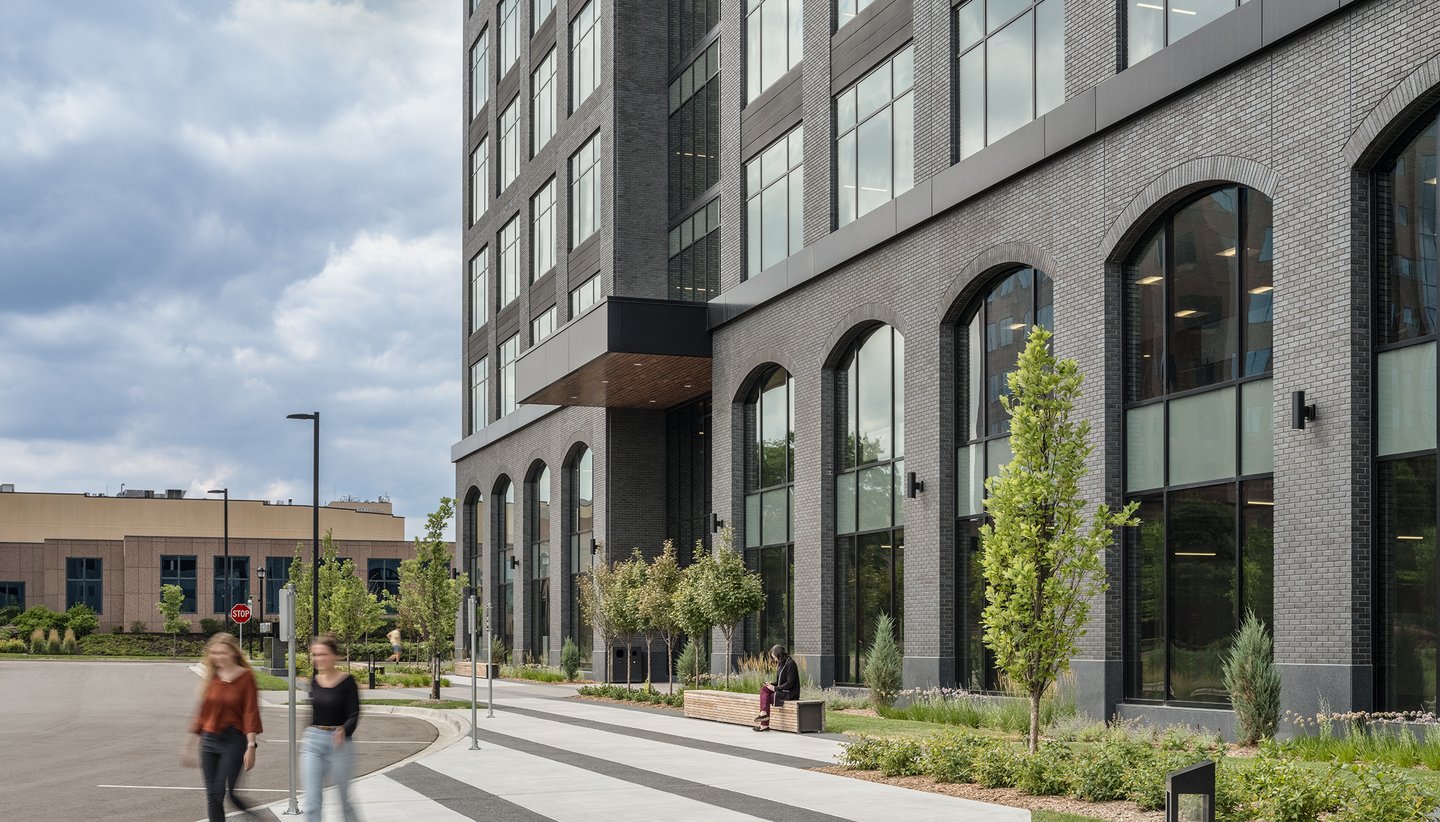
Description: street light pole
286,412,320,642
207,488,229,621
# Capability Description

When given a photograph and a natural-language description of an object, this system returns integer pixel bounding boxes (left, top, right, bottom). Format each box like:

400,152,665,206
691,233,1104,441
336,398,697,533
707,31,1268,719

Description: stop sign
230,603,252,624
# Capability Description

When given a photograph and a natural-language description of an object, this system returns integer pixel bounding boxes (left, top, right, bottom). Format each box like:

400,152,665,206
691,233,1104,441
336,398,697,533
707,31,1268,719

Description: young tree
672,545,714,684
329,558,385,663
1222,611,1281,745
157,584,189,657
578,563,616,682
981,327,1138,753
637,541,684,693
287,530,344,646
702,528,765,684
395,498,466,700
620,549,657,687
606,554,645,688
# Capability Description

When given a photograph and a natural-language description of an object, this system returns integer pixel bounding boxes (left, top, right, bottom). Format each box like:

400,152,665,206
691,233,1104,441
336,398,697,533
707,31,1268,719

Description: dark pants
200,729,253,822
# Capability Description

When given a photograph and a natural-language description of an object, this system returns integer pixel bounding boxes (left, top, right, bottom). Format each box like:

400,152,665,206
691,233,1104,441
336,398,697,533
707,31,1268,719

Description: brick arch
937,241,1063,326
1344,52,1440,169
819,302,905,370
1100,156,1280,263
562,439,592,470
728,350,802,404
524,458,549,485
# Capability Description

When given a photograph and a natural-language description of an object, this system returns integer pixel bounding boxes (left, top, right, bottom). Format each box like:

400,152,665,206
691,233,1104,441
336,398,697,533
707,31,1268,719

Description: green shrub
47,627,62,654
199,618,229,636
576,683,685,708
973,742,1021,788
0,624,19,640
1016,742,1075,796
0,604,20,626
919,731,992,783
0,637,25,653
1239,749,1344,822
79,632,208,657
877,738,924,777
863,612,903,709
676,638,701,687
560,637,582,680
1334,762,1440,822
1125,749,1206,811
1070,737,1153,801
65,603,99,638
1222,612,1281,745
111,624,125,633
490,636,509,665
29,628,46,654
15,605,60,637
60,627,77,654
501,664,567,683
839,735,888,771
129,621,148,633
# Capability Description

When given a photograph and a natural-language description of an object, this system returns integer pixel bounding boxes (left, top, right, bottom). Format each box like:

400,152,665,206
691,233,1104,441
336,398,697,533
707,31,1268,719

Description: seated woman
755,644,799,732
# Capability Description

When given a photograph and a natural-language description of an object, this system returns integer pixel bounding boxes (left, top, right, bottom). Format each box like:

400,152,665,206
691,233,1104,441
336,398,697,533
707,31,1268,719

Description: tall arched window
528,464,551,662
835,324,905,683
1122,185,1275,705
1376,112,1438,712
568,446,594,660
494,476,515,656
744,366,795,652
463,487,485,597
956,267,1052,691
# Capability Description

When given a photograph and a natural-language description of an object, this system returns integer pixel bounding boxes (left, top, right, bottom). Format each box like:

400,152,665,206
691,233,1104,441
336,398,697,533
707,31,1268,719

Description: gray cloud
0,1,463,538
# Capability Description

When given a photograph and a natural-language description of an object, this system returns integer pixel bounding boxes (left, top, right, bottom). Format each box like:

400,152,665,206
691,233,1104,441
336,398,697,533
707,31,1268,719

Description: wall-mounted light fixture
509,556,519,570
589,537,600,556
1291,391,1317,430
906,471,925,498
710,512,725,533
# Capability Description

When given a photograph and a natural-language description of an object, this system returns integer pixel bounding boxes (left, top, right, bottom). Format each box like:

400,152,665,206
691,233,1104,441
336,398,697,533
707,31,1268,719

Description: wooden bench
683,689,825,733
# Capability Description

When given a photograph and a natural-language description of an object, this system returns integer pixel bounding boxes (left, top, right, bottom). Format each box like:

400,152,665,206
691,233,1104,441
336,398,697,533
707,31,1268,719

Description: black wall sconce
589,537,600,556
509,556,519,570
1291,390,1317,430
710,512,725,533
906,471,925,498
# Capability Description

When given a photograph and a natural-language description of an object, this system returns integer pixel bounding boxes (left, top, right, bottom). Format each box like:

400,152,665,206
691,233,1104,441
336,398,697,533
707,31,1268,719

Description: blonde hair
200,632,253,687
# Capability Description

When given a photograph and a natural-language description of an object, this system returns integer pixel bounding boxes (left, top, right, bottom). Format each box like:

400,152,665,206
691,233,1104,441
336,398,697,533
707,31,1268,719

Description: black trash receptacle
611,645,647,682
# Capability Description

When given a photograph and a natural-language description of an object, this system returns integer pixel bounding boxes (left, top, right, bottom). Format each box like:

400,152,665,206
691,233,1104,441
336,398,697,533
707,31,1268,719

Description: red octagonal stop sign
230,603,252,624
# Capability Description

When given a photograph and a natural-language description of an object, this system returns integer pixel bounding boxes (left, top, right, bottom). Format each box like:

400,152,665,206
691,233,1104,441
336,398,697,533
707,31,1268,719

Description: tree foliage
864,612,903,709
578,563,616,682
698,528,765,683
672,547,715,683
638,541,685,692
396,498,465,699
287,530,346,646
980,327,1138,753
157,584,189,657
64,603,99,639
328,557,385,661
607,551,646,687
1223,611,1282,745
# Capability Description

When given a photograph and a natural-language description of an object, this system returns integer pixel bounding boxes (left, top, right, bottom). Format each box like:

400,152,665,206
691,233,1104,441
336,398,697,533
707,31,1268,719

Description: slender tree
396,498,466,700
638,541,684,693
605,554,645,688
980,327,1138,753
157,584,189,657
672,545,715,684
287,530,344,646
702,528,765,684
329,558,385,663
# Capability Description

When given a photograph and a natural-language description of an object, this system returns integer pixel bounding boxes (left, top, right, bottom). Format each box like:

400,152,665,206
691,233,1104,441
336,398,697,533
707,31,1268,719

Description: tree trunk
431,652,441,700
643,634,654,690
665,634,675,694
723,629,733,684
603,638,613,684
624,635,632,690
1029,688,1041,753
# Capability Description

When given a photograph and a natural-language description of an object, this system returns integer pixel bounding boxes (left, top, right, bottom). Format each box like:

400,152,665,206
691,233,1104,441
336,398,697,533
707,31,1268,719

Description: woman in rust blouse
188,632,263,821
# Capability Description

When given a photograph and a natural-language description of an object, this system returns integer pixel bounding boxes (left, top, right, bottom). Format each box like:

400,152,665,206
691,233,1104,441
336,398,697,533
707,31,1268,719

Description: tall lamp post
207,488,230,617
286,412,320,642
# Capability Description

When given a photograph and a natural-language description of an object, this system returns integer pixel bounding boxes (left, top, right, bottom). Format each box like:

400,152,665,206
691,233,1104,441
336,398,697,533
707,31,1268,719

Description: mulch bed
813,766,1163,822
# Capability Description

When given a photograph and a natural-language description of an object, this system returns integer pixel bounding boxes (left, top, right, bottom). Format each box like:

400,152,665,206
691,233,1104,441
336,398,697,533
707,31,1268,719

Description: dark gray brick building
455,0,1440,733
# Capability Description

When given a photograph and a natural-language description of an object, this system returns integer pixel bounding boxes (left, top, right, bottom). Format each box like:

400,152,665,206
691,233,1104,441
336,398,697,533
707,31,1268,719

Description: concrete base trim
1113,702,1238,741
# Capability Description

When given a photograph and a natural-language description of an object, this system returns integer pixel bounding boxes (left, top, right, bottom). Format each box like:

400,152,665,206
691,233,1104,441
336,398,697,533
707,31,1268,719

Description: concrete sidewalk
255,677,1029,822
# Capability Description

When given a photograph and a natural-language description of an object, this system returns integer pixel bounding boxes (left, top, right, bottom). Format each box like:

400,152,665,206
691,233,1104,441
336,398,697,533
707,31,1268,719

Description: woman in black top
301,633,360,821
755,645,799,731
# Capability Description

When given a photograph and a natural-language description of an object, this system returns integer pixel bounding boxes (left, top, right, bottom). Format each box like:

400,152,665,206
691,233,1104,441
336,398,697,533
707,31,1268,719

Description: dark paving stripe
495,701,833,769
387,763,552,821
469,724,850,822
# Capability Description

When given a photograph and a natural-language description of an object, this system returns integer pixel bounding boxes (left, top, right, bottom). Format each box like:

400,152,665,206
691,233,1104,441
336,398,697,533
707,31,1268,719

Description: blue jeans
301,726,356,821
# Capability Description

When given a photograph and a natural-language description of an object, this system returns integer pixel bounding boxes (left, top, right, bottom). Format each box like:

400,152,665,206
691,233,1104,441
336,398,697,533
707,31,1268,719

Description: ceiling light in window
1008,322,1025,330
1425,177,1437,185
1246,499,1274,506
1174,309,1201,318
1248,284,1274,294
1398,535,1426,541
1136,1,1164,8
1137,275,1163,285
1173,551,1216,557
1216,246,1238,257
1171,6,1197,14
1142,354,1152,359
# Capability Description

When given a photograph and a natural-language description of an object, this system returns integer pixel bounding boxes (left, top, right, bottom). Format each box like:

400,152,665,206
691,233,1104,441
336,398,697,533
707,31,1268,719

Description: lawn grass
824,711,958,739
1031,811,1109,822
0,652,193,661
253,671,291,690
362,698,476,710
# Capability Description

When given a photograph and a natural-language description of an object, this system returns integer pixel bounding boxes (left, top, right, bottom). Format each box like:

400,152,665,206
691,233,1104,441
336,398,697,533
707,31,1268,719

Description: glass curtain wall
956,0,1064,158
496,479,516,655
746,0,802,102
1127,0,1248,66
956,267,1052,690
667,398,713,568
529,466,551,662
744,366,796,652
569,447,594,659
1376,114,1439,712
835,325,905,683
746,127,803,278
835,46,914,228
463,488,486,599
1122,186,1275,705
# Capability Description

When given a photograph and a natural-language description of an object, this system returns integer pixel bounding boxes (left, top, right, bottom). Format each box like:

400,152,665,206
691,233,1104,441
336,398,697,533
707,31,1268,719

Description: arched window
462,487,485,595
494,476,515,656
528,464,551,662
835,324,904,684
1376,112,1438,712
1122,185,1275,705
568,446,594,660
956,266,1052,691
744,366,795,652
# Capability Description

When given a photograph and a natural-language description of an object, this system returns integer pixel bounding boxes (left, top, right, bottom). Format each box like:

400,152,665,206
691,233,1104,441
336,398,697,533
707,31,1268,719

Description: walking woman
188,632,262,821
303,633,360,821
755,644,799,732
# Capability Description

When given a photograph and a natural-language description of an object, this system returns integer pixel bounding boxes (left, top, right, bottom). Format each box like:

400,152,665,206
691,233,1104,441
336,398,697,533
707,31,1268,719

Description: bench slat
682,689,825,733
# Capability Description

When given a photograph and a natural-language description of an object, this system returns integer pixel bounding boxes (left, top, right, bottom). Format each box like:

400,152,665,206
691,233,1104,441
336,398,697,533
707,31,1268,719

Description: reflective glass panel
986,13,1033,145
1240,379,1273,476
1124,495,1165,701
1167,387,1236,486
1169,188,1239,391
1126,229,1165,402
1167,483,1236,703
1243,193,1274,375
858,464,892,532
857,328,894,462
1126,404,1164,492
1380,120,1438,345
1127,0,1163,65
1377,343,1438,456
1035,0,1064,115
1378,455,1438,712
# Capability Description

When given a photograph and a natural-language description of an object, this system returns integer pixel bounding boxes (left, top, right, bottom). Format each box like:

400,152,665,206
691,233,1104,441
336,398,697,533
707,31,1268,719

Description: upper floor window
571,135,601,245
571,0,601,110
533,0,556,32
669,0,719,69
470,248,489,332
570,273,601,317
836,45,913,228
500,96,521,191
470,356,490,434
471,137,489,225
499,215,521,307
836,0,875,30
532,49,557,154
956,0,1064,159
746,126,803,278
499,334,520,415
746,0,801,102
531,305,557,344
668,198,720,301
499,0,521,75
1127,0,1248,66
532,178,556,280
669,40,720,216
471,29,489,119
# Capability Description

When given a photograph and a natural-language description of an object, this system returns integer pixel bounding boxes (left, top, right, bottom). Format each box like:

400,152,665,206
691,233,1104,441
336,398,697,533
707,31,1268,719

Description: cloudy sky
0,1,461,538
